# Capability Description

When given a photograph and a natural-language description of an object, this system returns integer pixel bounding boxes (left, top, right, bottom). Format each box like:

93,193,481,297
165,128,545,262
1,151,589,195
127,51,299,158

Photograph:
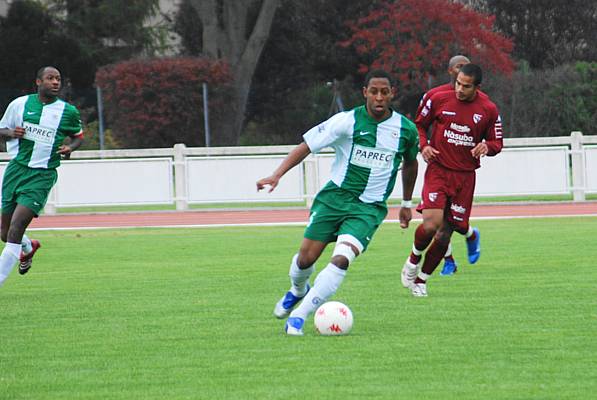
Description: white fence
0,131,595,214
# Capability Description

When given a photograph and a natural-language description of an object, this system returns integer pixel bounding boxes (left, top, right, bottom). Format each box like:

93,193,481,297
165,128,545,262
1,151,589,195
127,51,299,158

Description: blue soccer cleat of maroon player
466,227,481,264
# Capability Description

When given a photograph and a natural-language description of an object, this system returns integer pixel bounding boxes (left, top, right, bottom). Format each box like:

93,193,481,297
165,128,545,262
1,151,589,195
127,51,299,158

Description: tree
96,58,232,148
0,0,92,107
486,0,597,69
484,62,597,137
185,0,280,145
341,0,514,103
243,0,372,144
50,0,162,86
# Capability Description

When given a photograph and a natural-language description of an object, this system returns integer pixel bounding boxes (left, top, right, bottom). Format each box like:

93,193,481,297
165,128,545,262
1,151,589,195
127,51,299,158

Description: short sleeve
303,110,354,154
62,104,83,137
0,98,24,129
402,117,420,161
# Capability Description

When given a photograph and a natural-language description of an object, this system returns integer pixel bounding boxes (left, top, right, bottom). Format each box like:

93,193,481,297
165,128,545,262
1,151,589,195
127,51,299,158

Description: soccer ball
314,301,353,335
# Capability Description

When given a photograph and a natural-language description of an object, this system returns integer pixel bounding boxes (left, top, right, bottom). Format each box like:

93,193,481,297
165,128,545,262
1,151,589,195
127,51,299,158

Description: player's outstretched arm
256,142,311,193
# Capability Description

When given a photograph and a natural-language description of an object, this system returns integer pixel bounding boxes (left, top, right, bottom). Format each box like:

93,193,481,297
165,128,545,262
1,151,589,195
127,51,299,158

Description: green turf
1,218,596,399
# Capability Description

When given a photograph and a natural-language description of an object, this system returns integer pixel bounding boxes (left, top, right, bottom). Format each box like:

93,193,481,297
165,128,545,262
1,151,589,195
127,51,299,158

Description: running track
28,202,597,229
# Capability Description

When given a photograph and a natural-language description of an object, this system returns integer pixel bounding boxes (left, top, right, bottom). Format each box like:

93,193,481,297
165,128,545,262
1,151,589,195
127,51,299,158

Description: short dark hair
459,63,483,85
364,69,394,87
36,66,59,80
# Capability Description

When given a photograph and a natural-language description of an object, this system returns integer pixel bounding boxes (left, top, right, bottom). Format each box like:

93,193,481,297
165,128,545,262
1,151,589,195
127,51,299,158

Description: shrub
95,57,232,148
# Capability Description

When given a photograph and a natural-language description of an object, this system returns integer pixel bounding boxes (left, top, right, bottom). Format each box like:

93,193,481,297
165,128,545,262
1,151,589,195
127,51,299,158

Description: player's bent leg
0,242,21,287
440,242,458,276
413,229,451,297
401,257,419,289
284,237,360,335
273,240,325,319
466,227,481,264
1,212,13,243
6,205,37,276
19,239,41,275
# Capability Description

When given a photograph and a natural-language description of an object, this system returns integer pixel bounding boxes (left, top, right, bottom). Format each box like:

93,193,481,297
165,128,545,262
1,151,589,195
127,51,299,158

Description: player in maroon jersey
416,55,472,276
402,63,503,297
416,55,470,119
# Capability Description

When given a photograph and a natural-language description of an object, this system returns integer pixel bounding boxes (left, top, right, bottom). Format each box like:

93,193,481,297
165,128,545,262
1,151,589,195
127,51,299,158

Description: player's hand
57,145,72,155
421,146,439,163
398,206,412,229
11,126,25,138
471,142,488,158
256,175,279,193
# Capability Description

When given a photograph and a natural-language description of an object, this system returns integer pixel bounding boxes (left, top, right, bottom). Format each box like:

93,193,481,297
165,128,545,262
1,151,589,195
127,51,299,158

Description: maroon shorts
418,162,476,231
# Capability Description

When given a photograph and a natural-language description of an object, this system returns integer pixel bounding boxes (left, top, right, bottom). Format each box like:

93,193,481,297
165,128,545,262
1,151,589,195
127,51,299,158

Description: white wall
0,134,595,212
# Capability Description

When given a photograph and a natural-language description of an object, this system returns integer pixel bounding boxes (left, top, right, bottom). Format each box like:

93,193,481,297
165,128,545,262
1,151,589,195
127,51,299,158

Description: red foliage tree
341,0,514,94
96,58,232,148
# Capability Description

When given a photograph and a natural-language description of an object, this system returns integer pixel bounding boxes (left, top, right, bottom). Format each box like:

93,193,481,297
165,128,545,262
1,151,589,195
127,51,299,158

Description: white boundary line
27,213,597,231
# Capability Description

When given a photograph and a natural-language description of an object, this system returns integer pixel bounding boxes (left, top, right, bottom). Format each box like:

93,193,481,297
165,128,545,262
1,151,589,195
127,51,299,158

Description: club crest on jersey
392,131,399,139
473,113,482,124
429,192,438,202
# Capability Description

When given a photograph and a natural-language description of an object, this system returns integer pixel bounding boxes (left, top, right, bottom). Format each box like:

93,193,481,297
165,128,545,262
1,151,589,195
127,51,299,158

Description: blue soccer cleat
285,317,305,336
466,227,481,264
440,258,458,276
273,285,310,319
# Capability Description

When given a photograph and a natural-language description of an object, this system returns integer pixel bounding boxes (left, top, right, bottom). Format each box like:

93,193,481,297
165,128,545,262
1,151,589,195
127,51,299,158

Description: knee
297,251,318,268
434,229,452,246
330,240,360,270
422,220,440,235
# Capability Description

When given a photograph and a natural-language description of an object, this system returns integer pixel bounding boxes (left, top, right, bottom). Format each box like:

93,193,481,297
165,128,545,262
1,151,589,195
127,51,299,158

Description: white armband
401,200,413,208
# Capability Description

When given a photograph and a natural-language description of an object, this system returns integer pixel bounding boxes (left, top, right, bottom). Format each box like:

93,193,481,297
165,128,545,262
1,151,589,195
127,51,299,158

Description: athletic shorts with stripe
417,162,475,232
1,160,57,216
304,182,388,251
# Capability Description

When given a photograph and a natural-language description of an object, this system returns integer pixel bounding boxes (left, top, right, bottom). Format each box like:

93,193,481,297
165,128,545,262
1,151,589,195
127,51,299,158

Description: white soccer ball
314,301,353,336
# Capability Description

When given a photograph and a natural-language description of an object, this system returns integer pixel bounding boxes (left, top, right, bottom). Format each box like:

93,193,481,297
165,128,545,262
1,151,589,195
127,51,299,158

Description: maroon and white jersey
415,83,453,118
416,90,503,171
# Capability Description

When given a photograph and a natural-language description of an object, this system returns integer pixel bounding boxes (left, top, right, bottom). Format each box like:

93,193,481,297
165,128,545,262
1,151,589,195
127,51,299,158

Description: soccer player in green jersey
0,66,83,287
256,70,419,335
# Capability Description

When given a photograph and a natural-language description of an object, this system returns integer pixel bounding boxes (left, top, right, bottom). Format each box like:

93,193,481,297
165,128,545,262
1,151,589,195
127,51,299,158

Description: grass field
1,217,596,399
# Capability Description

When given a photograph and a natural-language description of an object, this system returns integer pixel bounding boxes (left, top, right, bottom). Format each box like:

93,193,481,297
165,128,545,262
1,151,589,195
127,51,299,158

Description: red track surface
29,202,597,229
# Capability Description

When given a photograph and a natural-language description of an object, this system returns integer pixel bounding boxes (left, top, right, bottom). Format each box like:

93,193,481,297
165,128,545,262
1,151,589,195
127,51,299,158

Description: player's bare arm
399,158,418,229
57,135,84,155
257,142,311,192
0,127,25,139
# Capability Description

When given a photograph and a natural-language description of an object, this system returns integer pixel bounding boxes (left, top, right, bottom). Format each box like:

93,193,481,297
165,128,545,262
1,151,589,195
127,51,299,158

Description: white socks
0,242,22,287
290,263,346,320
289,254,314,297
21,234,32,254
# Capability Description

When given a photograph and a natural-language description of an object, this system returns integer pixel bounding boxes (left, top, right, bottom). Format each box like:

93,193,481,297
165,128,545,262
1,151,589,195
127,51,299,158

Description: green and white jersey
0,94,83,169
304,105,419,204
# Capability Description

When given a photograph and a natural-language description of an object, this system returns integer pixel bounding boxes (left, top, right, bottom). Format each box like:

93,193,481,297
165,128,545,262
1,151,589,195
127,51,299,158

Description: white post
303,156,319,208
570,131,585,202
173,143,189,210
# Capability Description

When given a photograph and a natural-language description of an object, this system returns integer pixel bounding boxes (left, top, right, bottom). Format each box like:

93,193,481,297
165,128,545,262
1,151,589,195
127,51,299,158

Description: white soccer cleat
285,317,305,336
273,285,310,319
401,258,418,288
411,282,428,297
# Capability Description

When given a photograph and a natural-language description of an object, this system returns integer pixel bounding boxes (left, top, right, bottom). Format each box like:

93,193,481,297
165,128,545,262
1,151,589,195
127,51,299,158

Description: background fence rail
0,132,595,214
